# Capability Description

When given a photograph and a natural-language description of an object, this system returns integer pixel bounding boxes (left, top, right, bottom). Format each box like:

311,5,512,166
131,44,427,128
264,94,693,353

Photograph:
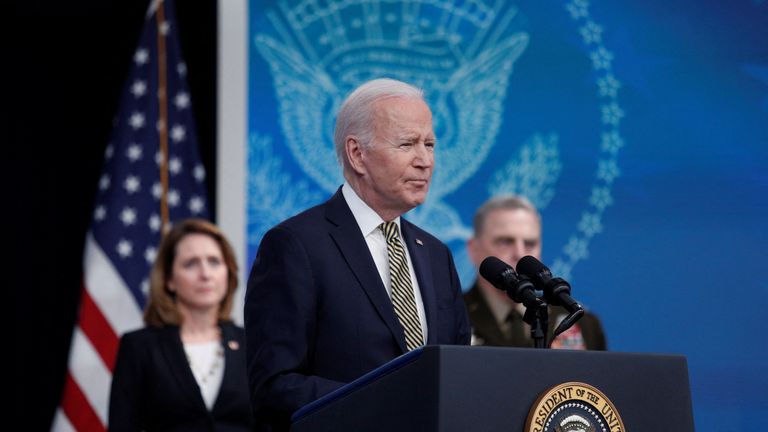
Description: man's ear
467,237,480,267
346,136,366,175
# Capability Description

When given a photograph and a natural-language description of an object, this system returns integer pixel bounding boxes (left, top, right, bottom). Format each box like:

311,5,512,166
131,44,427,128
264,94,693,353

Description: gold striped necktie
380,221,423,351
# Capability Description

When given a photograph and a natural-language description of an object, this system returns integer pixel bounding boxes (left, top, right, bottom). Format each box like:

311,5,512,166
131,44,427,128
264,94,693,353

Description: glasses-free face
167,233,229,314
354,96,436,219
468,208,542,270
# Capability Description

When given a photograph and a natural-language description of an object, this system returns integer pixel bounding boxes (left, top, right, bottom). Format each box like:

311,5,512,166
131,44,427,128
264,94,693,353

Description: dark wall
11,1,217,428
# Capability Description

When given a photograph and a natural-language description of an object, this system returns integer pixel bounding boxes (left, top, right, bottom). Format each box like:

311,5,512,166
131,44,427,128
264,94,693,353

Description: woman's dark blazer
108,321,254,431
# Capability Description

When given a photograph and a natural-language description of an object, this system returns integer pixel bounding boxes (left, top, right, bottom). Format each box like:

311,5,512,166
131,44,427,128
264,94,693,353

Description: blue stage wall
244,0,768,428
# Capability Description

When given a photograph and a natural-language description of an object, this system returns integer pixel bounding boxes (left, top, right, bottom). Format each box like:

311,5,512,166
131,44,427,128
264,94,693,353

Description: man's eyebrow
396,133,436,141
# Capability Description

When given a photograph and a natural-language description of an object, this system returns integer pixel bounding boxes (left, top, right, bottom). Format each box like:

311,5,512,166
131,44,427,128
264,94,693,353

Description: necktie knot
380,221,399,242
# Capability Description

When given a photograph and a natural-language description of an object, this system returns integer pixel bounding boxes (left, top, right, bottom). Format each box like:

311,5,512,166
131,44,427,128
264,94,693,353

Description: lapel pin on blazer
228,340,240,350
415,239,423,246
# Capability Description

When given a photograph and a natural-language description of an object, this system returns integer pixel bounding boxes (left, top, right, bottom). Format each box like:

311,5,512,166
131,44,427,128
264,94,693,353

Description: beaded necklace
185,343,224,385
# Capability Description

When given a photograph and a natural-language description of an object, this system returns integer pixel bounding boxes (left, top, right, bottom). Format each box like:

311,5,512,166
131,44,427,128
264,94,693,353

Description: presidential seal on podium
526,382,626,432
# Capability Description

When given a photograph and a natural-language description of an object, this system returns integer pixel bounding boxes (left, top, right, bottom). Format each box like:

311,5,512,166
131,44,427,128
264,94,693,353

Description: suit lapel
159,326,207,410
325,189,408,352
401,219,437,344
213,322,239,413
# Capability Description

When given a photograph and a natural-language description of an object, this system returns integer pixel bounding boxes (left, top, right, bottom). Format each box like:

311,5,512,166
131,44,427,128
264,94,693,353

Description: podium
291,345,694,431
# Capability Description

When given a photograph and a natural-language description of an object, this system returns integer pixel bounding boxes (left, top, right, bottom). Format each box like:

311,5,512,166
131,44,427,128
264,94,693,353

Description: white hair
333,78,425,169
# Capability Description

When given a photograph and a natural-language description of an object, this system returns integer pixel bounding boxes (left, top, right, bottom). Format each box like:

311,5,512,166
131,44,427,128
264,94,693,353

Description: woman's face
167,233,228,313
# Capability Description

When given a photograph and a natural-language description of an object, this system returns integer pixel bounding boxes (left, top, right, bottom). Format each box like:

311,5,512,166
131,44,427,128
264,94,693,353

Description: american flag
52,1,208,430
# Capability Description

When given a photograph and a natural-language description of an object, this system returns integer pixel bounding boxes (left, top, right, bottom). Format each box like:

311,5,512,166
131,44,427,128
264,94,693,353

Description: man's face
468,208,542,270
356,96,435,218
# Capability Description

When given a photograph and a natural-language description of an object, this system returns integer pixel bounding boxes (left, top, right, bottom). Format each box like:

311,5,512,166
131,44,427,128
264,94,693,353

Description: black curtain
11,1,217,428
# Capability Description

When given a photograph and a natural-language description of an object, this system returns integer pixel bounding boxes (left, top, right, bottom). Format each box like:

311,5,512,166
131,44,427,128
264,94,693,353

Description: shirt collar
342,182,401,237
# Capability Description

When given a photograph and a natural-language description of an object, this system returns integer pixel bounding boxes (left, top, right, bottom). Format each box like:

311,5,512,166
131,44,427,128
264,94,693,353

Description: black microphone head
480,256,542,307
517,255,576,309
516,255,551,279
479,256,514,287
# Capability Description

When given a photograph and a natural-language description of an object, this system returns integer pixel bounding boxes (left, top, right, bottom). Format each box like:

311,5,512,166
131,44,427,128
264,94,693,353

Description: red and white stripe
52,233,144,431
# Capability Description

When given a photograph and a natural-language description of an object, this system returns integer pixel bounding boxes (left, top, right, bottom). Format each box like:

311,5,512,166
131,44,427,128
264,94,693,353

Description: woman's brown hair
143,218,239,327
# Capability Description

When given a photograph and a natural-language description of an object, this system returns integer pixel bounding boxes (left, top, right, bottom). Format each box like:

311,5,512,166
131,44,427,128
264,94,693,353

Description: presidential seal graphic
526,382,626,432
247,0,626,285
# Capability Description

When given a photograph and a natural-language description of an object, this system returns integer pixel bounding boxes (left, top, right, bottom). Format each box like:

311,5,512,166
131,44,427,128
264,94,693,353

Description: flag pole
156,0,170,232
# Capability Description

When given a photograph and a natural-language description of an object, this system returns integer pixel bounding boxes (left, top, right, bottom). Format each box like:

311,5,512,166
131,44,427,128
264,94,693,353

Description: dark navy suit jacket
108,322,254,431
245,188,470,430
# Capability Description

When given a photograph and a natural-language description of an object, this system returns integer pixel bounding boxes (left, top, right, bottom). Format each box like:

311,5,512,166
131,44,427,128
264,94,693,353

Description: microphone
479,256,543,309
515,256,583,315
516,256,585,344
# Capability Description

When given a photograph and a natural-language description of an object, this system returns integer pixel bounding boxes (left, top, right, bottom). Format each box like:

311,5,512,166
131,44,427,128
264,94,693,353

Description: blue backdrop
245,0,768,428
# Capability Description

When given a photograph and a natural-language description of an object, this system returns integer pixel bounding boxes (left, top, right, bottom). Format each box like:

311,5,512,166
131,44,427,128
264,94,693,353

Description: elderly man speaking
245,78,470,430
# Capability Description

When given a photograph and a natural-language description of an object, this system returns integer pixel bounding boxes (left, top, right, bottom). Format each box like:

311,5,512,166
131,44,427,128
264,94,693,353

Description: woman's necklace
186,343,224,385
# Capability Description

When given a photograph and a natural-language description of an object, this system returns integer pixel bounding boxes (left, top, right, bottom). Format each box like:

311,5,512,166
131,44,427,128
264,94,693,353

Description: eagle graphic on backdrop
253,0,542,242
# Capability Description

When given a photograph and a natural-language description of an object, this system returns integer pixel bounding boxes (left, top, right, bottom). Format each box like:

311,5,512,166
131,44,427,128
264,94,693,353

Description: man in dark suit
464,195,607,350
244,78,471,430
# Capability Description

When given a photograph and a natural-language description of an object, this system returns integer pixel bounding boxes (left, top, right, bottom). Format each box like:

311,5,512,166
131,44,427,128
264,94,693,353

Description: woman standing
109,219,254,431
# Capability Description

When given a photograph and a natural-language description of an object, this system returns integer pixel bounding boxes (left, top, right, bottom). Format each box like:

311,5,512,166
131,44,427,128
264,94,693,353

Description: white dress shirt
183,340,224,410
342,183,428,343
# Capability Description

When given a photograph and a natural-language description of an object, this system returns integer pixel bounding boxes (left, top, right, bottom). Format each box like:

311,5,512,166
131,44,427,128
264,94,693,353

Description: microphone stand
522,301,549,349
547,309,585,348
